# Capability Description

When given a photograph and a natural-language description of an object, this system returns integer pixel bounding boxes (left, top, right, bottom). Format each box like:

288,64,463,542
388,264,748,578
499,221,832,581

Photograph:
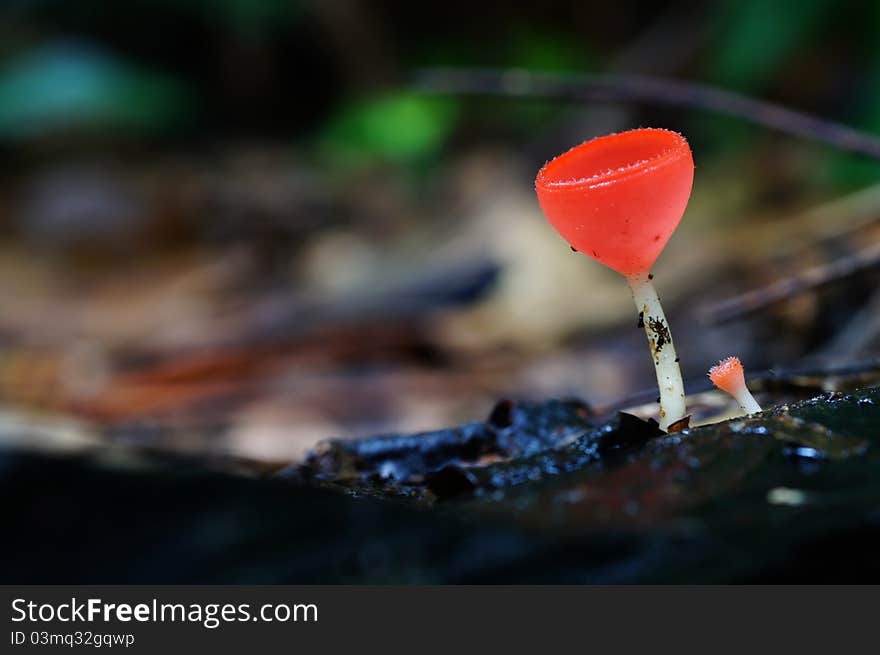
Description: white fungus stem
627,273,686,430
733,386,762,415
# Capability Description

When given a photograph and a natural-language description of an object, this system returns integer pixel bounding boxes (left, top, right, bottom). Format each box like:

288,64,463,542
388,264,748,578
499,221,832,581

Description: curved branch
412,67,880,160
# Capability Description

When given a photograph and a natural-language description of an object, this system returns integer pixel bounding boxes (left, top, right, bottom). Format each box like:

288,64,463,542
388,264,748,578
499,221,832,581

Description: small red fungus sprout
708,356,762,415
535,128,693,430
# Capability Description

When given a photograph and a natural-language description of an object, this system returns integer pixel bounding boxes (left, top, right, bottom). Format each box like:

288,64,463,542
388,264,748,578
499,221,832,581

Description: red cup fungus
535,128,694,430
708,356,762,415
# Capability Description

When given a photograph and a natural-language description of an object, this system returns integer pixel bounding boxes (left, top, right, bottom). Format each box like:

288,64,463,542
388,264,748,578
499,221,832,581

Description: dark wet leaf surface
2,387,880,582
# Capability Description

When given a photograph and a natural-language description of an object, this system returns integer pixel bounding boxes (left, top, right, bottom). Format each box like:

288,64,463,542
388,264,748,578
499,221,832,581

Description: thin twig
700,240,880,324
412,67,880,159
820,286,880,357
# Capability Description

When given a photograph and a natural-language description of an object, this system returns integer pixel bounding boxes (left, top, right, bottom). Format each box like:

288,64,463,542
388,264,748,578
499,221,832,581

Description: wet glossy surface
2,387,879,582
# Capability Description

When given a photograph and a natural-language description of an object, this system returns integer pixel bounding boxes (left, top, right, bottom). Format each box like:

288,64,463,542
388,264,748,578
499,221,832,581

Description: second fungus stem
734,387,763,415
628,272,686,430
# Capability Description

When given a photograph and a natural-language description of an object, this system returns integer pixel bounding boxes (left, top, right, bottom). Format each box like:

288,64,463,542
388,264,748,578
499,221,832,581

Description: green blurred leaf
319,91,459,165
0,43,192,139
708,0,835,92
422,25,593,72
817,46,880,192
419,28,593,134
506,29,593,72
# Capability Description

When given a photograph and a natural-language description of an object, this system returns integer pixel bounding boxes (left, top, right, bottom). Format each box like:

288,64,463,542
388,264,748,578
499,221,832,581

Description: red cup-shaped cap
535,128,694,277
708,356,746,394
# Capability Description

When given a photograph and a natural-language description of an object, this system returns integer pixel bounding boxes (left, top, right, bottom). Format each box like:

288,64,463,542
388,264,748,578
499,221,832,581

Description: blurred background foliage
0,1,877,181
3,0,880,463
0,0,877,165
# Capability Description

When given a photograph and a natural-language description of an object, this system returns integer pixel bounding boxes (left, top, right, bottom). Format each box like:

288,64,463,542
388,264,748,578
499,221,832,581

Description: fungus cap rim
708,356,747,393
535,128,691,193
